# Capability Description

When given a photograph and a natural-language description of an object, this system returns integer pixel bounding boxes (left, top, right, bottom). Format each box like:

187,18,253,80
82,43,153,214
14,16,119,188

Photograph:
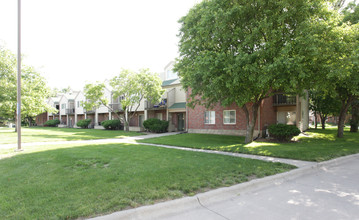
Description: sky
0,0,199,90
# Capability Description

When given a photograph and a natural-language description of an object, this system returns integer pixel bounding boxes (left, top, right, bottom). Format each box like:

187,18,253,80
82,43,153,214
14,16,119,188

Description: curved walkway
1,132,314,167
2,132,358,219
90,153,359,220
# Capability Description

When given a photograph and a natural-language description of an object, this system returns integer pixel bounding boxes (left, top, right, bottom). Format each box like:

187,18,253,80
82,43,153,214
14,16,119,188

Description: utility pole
17,0,22,151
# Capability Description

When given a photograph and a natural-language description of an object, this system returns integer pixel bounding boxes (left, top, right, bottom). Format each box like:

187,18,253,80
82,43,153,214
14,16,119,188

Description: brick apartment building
37,61,309,136
187,93,309,137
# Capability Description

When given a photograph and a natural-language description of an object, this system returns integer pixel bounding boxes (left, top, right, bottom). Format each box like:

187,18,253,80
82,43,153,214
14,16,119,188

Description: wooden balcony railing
145,99,167,110
273,94,296,106
65,108,75,114
109,103,123,112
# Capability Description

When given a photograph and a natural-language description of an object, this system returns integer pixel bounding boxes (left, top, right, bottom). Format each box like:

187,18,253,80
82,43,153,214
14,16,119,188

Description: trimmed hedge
268,124,301,142
77,119,92,129
143,118,169,133
101,120,123,130
44,119,60,127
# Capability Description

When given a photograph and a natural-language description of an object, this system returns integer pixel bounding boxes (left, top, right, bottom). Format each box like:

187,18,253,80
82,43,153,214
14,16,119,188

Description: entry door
139,115,144,128
177,113,184,131
68,117,73,128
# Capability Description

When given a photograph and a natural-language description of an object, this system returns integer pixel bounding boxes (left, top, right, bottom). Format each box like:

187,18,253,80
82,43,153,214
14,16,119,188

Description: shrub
268,124,301,142
44,119,60,127
143,118,169,133
77,119,92,129
101,120,123,130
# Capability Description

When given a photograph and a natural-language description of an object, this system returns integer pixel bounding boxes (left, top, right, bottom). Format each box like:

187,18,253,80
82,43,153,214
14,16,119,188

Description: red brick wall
61,116,67,125
111,113,121,120
147,110,166,120
86,114,95,126
36,112,47,126
188,102,247,130
129,111,144,126
260,97,277,129
77,114,85,121
98,113,109,125
187,97,277,132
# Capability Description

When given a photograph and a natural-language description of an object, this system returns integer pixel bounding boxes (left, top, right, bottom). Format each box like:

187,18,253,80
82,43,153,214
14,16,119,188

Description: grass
0,143,294,219
0,127,143,144
138,127,359,162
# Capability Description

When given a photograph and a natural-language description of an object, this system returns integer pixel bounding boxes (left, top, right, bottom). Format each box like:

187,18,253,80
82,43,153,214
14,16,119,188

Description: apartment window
204,111,215,124
61,104,66,109
77,101,80,108
223,110,236,124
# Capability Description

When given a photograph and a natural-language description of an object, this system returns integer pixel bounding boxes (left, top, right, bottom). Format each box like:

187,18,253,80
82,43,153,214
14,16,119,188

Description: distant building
37,61,309,135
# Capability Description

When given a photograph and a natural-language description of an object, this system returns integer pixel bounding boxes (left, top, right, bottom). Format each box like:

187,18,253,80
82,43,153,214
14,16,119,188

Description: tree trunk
350,98,358,132
320,114,326,130
314,111,318,129
124,109,129,132
242,102,260,144
337,97,353,138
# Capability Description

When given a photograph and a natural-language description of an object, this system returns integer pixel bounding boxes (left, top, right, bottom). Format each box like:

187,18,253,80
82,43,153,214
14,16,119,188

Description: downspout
186,94,188,132
258,104,261,137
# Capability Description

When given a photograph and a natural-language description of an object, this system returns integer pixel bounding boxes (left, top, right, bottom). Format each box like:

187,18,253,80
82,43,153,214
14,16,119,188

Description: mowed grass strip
139,128,359,162
0,127,143,144
0,143,294,220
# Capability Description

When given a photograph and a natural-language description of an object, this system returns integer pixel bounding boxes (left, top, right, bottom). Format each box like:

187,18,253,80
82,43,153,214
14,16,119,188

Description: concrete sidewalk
90,153,359,220
135,142,315,168
1,132,312,167
0,131,182,150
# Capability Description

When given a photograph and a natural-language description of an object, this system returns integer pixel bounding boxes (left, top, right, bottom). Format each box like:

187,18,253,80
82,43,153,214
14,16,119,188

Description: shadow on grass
139,128,359,162
0,127,144,144
0,142,294,220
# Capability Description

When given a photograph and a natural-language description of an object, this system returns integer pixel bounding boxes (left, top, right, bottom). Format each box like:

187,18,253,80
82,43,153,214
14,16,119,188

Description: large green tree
309,90,341,129
175,0,333,143
341,1,359,133
331,23,359,137
342,1,359,24
0,46,56,129
110,69,164,131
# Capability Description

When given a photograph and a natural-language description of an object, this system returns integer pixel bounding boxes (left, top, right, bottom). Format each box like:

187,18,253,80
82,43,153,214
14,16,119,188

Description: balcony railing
145,99,167,110
273,94,296,106
109,103,123,112
65,108,75,114
84,108,96,114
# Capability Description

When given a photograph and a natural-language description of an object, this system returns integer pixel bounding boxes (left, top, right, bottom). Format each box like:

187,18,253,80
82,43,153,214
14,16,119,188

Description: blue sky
0,0,199,90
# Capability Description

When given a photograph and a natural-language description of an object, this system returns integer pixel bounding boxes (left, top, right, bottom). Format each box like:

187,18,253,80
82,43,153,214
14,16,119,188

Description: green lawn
0,127,143,144
0,143,294,219
139,128,359,162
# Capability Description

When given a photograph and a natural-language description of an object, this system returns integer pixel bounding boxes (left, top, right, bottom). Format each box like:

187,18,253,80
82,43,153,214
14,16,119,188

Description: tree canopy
309,90,341,129
83,69,164,131
0,46,55,125
342,1,359,24
110,69,164,131
175,0,334,143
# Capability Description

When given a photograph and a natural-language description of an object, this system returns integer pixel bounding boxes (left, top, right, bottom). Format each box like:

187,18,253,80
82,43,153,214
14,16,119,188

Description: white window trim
223,110,236,125
204,111,215,125
156,113,163,120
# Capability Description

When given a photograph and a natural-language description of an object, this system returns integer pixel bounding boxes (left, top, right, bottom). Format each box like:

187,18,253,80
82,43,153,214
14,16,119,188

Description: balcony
65,108,75,114
145,99,167,110
273,94,296,106
84,108,96,114
109,103,123,112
